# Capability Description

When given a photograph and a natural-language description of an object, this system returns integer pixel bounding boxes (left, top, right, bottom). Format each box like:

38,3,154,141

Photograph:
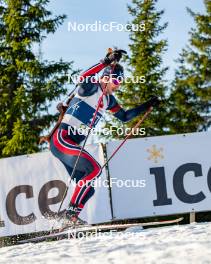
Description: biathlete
49,49,159,225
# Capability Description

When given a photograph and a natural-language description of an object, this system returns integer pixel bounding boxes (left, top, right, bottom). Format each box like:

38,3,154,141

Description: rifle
39,93,75,145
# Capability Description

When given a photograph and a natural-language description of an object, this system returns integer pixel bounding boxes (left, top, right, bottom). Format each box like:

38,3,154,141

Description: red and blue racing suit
50,61,151,216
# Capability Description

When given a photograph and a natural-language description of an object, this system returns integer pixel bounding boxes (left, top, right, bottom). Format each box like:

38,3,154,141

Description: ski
18,217,183,244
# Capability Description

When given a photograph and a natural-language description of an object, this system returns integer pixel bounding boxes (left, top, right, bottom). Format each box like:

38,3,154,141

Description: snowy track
0,222,211,264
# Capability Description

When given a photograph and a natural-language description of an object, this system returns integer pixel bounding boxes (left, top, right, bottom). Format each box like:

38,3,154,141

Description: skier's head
100,63,124,94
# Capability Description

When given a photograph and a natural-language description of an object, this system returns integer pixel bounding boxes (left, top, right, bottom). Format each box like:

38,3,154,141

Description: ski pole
101,106,153,170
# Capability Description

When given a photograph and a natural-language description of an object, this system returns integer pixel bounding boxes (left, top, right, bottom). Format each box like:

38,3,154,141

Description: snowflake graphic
147,145,164,163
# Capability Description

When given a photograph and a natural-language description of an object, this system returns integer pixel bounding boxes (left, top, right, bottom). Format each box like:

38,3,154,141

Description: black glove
145,96,160,108
103,49,127,65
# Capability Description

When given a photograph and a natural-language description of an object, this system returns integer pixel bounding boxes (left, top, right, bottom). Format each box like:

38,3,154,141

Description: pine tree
168,0,211,133
102,0,168,140
0,0,74,157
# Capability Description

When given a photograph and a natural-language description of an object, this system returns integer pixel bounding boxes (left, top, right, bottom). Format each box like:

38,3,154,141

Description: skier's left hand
147,96,161,108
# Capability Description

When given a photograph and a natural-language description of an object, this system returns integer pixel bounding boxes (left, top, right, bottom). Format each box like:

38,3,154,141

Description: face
101,76,121,95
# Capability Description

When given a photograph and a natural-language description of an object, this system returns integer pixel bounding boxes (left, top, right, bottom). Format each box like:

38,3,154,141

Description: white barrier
106,132,211,220
0,144,111,237
1,131,211,237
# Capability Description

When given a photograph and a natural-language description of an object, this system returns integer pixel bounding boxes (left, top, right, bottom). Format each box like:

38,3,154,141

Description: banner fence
0,132,211,236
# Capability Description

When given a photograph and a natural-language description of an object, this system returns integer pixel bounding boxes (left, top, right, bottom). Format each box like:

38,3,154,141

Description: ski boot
59,204,88,231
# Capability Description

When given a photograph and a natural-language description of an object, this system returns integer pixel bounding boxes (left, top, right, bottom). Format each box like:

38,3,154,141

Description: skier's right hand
103,48,127,65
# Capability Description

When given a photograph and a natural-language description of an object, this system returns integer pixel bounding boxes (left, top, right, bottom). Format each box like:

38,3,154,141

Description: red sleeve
79,62,107,82
109,104,121,114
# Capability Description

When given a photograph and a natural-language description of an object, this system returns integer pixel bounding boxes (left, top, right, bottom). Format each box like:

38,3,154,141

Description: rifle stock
39,93,75,145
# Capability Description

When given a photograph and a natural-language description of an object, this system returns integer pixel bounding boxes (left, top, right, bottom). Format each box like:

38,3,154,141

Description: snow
0,222,211,264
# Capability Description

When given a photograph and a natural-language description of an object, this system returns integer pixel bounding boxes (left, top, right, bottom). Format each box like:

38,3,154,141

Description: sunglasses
112,79,120,86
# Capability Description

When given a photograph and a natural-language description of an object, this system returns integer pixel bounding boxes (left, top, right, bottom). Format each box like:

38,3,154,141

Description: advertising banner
0,144,111,237
106,132,211,220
